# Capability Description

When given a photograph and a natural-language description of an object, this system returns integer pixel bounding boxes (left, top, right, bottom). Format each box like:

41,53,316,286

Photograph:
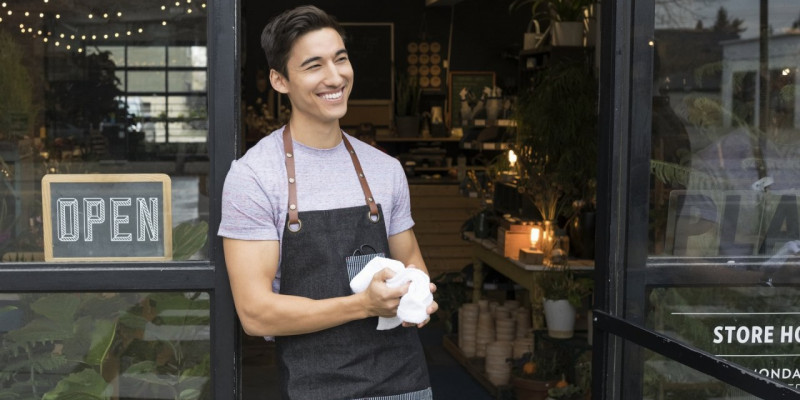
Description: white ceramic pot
551,21,584,47
543,298,576,338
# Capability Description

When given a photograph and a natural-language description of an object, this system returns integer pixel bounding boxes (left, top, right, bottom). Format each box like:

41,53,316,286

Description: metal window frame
593,0,800,398
0,0,241,397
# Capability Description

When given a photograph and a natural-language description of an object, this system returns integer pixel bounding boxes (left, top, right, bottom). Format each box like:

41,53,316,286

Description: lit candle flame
530,227,540,249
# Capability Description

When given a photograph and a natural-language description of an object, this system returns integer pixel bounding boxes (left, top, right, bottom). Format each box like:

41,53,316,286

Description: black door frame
592,0,800,398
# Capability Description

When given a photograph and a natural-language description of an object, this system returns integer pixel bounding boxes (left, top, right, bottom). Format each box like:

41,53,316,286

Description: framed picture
447,71,496,128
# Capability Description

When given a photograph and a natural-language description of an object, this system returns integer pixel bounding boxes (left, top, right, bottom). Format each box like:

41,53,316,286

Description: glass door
595,0,800,398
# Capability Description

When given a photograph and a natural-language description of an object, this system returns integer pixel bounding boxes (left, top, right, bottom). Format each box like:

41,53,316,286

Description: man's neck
287,116,342,149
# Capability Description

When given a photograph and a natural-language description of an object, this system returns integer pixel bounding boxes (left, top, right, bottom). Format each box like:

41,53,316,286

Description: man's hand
361,267,410,318
402,264,438,328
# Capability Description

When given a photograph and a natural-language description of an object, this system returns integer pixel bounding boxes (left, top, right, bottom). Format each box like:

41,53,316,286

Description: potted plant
508,349,566,400
539,266,592,338
394,72,421,137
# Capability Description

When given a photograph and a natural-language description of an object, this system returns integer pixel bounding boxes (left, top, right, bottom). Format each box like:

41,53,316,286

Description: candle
530,227,540,250
508,150,517,168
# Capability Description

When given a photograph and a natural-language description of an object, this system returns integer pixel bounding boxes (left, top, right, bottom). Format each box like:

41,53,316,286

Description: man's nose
323,62,346,86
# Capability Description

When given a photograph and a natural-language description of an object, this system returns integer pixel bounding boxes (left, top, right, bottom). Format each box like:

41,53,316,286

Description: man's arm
224,237,409,337
388,229,439,327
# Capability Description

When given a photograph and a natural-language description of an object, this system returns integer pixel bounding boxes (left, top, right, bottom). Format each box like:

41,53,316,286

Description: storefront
0,0,799,399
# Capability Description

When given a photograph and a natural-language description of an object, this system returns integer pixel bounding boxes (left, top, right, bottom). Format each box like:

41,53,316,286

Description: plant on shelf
539,266,592,308
513,58,597,226
394,72,421,137
539,265,592,339
547,378,584,400
508,346,567,400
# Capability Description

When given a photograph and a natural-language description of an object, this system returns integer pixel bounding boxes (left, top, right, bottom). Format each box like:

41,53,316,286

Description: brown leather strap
282,126,301,231
282,125,380,232
341,135,380,222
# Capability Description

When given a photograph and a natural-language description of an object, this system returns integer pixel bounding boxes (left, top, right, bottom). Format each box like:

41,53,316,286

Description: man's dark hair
261,5,346,79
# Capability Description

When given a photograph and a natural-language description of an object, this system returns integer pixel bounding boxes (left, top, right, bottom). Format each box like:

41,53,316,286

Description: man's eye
336,57,348,63
307,64,321,70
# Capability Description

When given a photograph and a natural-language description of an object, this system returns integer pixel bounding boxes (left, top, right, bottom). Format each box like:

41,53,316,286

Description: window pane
129,46,166,67
650,2,800,258
169,71,207,92
0,0,208,261
129,71,166,92
0,292,211,399
170,46,208,67
644,0,800,395
648,287,800,390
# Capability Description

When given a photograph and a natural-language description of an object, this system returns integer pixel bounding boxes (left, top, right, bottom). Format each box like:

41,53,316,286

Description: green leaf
41,369,108,400
85,319,116,368
179,388,201,400
172,220,209,260
6,318,73,344
31,294,81,324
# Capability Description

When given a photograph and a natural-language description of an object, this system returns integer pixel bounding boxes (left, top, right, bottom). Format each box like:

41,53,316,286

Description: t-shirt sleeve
388,161,415,236
218,160,280,240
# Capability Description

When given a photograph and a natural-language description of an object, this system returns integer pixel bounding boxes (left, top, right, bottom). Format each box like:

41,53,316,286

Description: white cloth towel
349,256,434,330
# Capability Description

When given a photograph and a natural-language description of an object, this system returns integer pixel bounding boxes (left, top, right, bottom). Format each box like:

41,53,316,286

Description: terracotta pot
512,377,558,400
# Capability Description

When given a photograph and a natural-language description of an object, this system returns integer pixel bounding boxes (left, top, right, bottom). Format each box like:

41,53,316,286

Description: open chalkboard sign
42,174,173,262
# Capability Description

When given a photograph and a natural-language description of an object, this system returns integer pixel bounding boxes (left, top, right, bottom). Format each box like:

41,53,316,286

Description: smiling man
218,5,435,400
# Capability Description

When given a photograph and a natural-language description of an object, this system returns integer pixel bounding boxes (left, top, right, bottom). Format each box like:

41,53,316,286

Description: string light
117,11,122,17
88,13,93,18
23,11,28,16
162,20,167,26
39,12,43,17
7,10,12,15
1,2,6,7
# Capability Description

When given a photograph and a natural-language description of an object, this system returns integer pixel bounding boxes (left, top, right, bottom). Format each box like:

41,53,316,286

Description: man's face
273,27,353,125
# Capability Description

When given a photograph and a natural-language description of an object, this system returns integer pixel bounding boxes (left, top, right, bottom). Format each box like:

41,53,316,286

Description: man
219,5,436,400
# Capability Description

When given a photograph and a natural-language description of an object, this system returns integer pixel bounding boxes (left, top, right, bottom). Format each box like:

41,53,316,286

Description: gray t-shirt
218,126,414,293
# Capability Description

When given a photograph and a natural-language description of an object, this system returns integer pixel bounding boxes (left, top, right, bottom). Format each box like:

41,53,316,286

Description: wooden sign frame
42,174,173,262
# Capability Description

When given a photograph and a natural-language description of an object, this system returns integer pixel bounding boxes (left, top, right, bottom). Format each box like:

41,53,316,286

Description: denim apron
275,126,431,400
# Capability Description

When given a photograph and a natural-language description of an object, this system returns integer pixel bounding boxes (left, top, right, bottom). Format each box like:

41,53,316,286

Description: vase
543,299,576,339
568,211,595,259
512,376,558,400
541,220,556,263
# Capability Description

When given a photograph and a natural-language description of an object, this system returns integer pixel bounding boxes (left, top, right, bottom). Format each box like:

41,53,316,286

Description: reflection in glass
648,287,800,391
650,1,800,259
0,1,208,261
0,292,211,399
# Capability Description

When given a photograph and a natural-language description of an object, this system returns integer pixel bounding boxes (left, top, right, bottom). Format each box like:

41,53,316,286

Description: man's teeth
321,91,342,100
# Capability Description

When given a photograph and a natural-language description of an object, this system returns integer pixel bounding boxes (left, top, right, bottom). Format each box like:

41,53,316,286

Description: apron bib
275,126,431,400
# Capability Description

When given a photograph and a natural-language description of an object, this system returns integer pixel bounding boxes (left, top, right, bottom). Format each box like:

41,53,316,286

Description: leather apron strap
282,125,380,232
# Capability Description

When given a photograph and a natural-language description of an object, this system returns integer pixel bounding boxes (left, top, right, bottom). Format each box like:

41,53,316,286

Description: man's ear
270,69,289,94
